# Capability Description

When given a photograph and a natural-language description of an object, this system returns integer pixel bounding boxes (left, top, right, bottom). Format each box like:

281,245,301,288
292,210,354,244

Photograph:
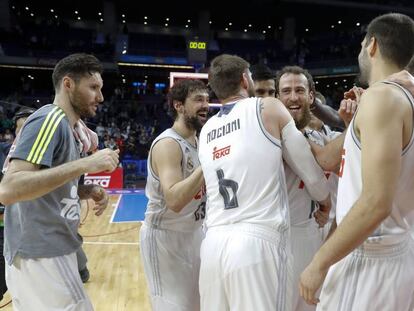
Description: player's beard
184,114,204,132
358,48,371,88
69,88,95,119
294,105,312,130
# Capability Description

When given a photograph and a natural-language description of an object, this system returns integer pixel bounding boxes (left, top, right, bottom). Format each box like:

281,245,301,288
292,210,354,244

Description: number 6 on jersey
216,169,239,209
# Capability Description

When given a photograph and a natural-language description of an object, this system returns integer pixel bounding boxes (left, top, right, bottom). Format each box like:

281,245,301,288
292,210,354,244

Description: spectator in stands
3,129,14,144
105,137,117,150
125,135,138,157
95,122,105,138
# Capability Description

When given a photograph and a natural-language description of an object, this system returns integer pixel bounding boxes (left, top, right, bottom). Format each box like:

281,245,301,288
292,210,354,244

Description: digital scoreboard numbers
187,41,207,63
189,41,207,49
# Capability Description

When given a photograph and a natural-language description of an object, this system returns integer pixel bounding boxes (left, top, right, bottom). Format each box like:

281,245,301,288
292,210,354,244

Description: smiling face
181,89,210,132
68,72,104,118
278,73,314,130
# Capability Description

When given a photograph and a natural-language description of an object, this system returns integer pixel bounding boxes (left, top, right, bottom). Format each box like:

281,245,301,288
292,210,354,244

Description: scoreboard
187,40,207,63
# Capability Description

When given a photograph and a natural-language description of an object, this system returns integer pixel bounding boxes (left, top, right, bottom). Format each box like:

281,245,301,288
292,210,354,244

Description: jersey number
309,201,316,219
194,202,206,221
217,169,239,209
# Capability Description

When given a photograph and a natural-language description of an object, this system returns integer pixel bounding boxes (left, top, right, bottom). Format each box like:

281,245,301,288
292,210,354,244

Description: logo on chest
213,145,231,160
187,157,195,171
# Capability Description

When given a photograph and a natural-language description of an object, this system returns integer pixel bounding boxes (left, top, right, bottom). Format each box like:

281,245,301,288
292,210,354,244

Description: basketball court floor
0,190,152,311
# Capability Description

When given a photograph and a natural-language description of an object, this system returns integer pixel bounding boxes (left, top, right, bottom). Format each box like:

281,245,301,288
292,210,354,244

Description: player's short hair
208,54,250,100
366,13,414,68
251,64,275,82
52,53,103,91
275,66,316,95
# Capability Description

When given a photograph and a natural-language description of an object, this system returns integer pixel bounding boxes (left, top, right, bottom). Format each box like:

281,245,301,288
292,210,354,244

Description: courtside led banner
84,167,123,189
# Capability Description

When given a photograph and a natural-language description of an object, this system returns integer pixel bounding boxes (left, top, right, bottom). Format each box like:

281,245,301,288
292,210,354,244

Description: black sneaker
79,267,90,283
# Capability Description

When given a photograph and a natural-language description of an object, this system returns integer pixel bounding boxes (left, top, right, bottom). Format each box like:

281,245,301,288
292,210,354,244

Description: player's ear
173,100,184,114
309,90,315,104
62,76,74,91
367,36,377,58
241,72,249,90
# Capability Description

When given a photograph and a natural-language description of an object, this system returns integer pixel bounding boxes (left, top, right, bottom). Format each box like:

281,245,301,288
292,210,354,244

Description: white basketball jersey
336,81,414,243
198,98,289,231
145,128,206,232
286,128,339,225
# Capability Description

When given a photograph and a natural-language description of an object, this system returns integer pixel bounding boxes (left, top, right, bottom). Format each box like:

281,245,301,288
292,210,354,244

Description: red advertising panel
84,167,123,189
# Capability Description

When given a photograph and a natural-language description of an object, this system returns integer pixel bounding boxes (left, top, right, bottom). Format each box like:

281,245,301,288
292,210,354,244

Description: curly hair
167,79,208,119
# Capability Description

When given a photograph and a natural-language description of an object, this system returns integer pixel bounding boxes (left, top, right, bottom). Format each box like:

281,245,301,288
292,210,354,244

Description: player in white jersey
198,54,331,311
300,13,414,310
274,66,350,311
140,79,209,311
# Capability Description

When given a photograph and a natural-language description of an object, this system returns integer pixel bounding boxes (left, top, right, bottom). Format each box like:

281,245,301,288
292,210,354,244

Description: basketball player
0,53,119,311
11,106,107,284
251,65,343,311
251,63,276,98
198,54,331,311
274,65,349,311
300,13,414,310
140,79,209,310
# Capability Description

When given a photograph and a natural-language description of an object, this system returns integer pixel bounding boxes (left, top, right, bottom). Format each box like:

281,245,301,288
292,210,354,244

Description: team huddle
140,13,414,311
0,11,413,311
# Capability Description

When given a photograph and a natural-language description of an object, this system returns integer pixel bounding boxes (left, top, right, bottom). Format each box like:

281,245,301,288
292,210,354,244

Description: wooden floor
0,195,152,310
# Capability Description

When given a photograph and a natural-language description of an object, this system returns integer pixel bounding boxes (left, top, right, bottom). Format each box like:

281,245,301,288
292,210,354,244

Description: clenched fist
83,148,120,174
